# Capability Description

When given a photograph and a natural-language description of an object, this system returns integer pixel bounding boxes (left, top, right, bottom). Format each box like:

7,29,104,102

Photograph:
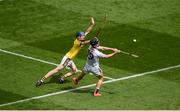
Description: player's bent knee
73,69,77,73
71,67,78,73
56,65,64,71
97,75,103,79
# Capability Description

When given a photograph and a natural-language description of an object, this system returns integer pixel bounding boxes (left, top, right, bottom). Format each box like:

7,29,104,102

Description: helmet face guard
90,37,99,47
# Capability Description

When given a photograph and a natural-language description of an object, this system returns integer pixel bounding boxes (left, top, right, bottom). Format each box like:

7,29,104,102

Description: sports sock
41,77,46,82
95,88,100,94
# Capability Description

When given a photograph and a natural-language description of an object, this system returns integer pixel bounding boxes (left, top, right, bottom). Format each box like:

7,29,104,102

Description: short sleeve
96,50,106,58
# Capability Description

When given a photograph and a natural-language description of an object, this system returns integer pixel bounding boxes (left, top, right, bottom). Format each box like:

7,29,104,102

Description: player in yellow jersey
36,17,95,87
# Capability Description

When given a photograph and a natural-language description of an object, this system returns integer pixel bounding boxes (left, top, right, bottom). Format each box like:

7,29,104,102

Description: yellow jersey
66,39,83,59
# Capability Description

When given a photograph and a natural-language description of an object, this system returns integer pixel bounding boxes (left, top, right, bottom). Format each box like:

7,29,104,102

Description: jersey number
88,51,94,60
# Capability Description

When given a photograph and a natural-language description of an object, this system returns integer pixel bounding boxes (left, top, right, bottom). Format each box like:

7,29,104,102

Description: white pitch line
0,48,114,80
0,64,180,107
0,49,58,66
103,64,180,84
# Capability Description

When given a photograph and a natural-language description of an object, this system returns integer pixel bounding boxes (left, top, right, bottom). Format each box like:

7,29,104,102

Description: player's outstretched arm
98,47,119,58
84,17,95,36
97,46,116,51
81,40,90,45
103,49,119,58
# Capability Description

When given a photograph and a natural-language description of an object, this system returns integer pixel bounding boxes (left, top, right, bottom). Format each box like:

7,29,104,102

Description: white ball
133,39,136,42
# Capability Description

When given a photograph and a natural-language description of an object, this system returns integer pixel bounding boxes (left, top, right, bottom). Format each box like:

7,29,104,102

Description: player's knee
98,75,103,79
56,65,64,71
72,68,78,73
72,69,77,73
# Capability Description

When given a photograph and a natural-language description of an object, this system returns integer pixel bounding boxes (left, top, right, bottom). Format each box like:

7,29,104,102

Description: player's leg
92,68,104,96
36,64,64,87
43,64,64,80
36,56,70,87
72,63,90,85
93,73,103,96
58,61,81,84
72,71,86,86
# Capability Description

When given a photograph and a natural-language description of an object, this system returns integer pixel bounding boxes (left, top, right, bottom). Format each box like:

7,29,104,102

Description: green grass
0,0,180,109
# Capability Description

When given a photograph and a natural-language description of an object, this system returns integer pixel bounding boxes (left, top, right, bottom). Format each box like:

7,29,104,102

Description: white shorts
83,64,102,76
59,56,76,69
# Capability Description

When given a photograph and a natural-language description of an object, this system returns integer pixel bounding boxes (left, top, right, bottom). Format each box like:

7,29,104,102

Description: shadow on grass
72,88,116,95
45,73,72,85
73,88,93,94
